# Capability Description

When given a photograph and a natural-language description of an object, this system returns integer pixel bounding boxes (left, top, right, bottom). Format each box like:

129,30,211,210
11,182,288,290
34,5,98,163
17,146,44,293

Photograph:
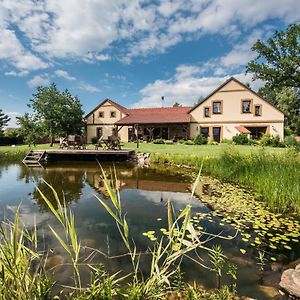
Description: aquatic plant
151,148,300,212
192,175,300,264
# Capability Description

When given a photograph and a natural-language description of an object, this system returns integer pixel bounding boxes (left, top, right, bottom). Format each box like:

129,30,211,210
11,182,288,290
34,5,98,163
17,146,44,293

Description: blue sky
0,0,299,127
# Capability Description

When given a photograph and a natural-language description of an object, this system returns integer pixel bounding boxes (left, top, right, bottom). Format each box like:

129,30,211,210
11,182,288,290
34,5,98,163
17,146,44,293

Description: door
212,127,221,143
96,127,103,139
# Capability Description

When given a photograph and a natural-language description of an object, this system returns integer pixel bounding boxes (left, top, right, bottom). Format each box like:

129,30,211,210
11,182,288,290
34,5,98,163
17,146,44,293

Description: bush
153,138,165,144
91,136,98,144
285,135,298,147
178,139,186,144
184,140,195,145
165,140,174,144
194,134,208,145
232,133,249,145
261,134,285,147
208,140,218,145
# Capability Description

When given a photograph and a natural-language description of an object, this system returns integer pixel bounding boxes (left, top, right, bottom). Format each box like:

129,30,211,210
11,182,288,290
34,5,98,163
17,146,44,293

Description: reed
151,148,300,212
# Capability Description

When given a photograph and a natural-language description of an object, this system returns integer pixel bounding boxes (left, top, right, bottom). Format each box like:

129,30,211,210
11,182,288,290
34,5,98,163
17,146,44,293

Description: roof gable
84,98,128,118
189,77,285,115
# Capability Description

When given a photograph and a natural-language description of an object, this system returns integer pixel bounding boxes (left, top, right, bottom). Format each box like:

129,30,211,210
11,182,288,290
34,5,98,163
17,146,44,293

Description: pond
0,160,299,299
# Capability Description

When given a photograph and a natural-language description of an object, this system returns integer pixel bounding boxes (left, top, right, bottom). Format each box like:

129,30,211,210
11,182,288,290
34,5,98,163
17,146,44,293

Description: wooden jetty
23,149,135,165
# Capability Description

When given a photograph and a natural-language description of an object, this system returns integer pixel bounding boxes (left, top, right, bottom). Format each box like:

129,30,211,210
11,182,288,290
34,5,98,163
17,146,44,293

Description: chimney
161,96,164,107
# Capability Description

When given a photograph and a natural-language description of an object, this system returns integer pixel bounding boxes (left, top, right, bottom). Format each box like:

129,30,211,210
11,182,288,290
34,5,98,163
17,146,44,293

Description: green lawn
0,142,288,158
124,142,288,158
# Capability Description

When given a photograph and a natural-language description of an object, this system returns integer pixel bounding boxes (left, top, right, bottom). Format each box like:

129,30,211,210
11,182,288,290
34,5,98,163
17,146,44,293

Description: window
98,111,104,118
200,127,209,138
241,100,252,113
204,107,210,118
212,101,222,114
110,111,116,118
254,105,262,116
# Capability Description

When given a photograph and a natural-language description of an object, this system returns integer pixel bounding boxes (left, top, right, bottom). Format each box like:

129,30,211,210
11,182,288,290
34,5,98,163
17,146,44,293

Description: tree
247,24,300,89
0,109,10,135
247,24,300,135
17,113,42,146
173,102,182,107
29,83,84,146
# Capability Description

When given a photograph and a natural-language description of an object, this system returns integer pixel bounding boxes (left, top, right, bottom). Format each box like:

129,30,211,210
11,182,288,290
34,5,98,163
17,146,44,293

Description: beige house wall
190,80,284,140
85,100,129,142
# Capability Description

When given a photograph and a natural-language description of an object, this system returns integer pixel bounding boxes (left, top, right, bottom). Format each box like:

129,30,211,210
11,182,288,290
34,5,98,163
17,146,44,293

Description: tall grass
0,168,238,299
151,148,300,212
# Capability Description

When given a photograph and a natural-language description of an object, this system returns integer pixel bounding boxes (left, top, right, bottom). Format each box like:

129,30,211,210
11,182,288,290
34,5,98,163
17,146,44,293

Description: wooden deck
23,148,135,164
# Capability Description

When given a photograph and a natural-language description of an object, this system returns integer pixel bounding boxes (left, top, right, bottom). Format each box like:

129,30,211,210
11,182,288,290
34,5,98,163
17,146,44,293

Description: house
84,77,285,143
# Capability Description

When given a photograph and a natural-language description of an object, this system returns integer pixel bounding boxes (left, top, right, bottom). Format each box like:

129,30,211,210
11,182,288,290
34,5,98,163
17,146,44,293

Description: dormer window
204,107,210,118
212,101,222,114
254,104,262,116
110,111,116,118
98,111,104,118
241,100,252,113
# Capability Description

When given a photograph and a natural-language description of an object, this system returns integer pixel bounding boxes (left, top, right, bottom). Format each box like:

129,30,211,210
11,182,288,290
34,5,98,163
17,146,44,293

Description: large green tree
29,83,84,145
247,24,300,135
0,109,10,135
247,24,300,88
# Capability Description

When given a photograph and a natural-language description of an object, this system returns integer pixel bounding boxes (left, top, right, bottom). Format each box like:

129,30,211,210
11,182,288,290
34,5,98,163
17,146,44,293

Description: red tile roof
235,125,251,134
116,106,192,125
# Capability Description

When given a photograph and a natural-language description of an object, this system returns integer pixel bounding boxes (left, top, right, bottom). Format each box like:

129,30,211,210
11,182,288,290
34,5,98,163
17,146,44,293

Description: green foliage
209,245,225,289
247,24,300,135
232,134,249,145
247,24,300,88
29,83,84,145
91,136,98,144
194,133,208,145
0,109,10,135
184,140,195,145
221,139,233,144
0,208,53,299
260,134,285,147
153,138,165,144
151,149,300,212
17,113,43,146
173,102,182,107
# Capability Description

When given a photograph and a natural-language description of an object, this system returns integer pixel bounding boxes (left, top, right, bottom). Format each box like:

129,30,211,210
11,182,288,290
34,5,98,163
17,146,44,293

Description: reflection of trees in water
17,163,43,183
31,168,85,211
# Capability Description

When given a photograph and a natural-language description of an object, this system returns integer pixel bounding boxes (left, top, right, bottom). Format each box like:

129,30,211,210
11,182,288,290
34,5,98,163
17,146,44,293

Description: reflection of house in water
86,166,189,194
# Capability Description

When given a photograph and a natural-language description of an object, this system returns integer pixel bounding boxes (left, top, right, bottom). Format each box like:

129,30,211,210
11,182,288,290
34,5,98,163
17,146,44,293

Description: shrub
153,138,165,144
178,139,186,144
194,133,208,145
165,140,174,145
91,136,98,144
208,140,218,145
261,134,285,147
285,135,297,147
232,133,249,145
184,140,195,145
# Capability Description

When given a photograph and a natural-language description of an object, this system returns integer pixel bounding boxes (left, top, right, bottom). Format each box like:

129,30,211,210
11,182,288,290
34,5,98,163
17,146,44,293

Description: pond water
0,160,298,299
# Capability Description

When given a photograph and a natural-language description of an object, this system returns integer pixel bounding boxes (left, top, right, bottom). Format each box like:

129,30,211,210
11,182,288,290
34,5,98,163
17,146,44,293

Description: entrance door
97,127,103,139
212,127,221,143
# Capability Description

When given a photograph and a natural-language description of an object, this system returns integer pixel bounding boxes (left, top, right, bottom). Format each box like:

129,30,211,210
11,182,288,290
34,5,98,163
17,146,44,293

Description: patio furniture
95,136,104,150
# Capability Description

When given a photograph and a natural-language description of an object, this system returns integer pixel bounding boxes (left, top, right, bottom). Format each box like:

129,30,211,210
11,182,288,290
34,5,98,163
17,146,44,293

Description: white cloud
27,74,50,88
0,0,299,66
78,82,101,93
135,63,263,108
54,69,76,80
4,70,29,77
0,28,49,71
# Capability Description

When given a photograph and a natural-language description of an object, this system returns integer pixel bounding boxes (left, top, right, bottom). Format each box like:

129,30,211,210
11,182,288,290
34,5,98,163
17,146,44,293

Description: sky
0,0,299,127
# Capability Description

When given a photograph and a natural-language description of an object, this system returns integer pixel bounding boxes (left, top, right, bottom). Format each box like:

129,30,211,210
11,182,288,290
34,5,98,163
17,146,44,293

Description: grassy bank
0,144,59,162
150,148,300,213
124,142,299,212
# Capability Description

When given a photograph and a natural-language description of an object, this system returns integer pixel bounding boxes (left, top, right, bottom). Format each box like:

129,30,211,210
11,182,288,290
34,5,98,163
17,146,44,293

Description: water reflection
0,161,281,299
